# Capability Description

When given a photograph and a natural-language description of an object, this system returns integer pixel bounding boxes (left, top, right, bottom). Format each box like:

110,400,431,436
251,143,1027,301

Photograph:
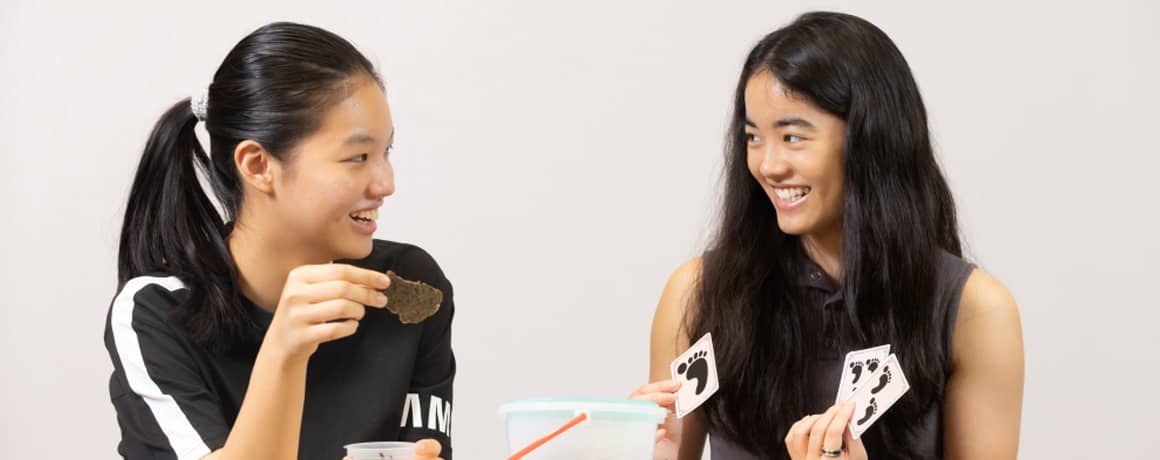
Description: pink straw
506,411,589,460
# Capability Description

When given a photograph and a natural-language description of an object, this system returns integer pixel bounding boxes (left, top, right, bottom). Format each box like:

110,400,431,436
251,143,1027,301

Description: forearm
215,344,309,460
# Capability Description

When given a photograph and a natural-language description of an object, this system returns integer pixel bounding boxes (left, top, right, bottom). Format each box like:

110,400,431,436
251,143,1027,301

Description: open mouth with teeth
774,186,812,204
349,208,379,223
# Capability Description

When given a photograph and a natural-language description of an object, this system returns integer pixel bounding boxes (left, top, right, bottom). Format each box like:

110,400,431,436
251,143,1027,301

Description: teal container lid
499,397,665,423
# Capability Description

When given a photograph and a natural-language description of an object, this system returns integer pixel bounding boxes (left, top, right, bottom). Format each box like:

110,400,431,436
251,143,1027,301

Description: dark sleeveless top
708,250,975,460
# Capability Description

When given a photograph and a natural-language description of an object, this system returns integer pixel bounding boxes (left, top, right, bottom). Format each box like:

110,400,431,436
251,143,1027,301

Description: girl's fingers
298,299,366,324
299,280,387,308
786,414,818,459
631,391,678,408
293,264,390,289
821,402,855,457
307,319,359,343
807,405,842,459
631,380,682,397
415,439,442,456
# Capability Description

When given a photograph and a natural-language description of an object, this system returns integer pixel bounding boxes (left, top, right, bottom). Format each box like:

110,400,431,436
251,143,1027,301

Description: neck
802,228,842,283
228,213,328,313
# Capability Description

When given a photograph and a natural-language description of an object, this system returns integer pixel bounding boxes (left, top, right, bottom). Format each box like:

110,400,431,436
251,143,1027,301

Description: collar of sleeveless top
799,258,843,308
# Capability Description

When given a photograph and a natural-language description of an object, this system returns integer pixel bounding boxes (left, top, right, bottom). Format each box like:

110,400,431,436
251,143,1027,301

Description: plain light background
2,0,1157,458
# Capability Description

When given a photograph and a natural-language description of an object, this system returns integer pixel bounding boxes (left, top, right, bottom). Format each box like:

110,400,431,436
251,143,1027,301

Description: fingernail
379,274,391,286
377,293,388,305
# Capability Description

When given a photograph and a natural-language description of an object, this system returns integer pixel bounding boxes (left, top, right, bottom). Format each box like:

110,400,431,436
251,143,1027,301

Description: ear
234,140,276,194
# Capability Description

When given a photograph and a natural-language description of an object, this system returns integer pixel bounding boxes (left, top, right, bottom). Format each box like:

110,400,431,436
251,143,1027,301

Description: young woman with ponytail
105,22,453,460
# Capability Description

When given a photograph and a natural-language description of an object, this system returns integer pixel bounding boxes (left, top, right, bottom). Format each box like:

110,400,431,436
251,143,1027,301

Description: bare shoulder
649,257,703,379
953,268,1023,368
664,257,703,305
944,270,1025,459
656,257,703,332
958,268,1019,325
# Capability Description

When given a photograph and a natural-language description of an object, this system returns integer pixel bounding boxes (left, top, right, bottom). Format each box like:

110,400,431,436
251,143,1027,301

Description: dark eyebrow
343,128,396,146
343,132,377,146
774,117,815,130
744,117,815,130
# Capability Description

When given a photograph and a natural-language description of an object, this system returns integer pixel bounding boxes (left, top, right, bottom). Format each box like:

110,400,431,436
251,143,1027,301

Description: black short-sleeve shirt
104,240,455,460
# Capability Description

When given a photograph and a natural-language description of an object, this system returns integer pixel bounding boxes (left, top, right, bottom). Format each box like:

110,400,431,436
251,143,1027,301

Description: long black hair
118,22,382,348
691,12,961,458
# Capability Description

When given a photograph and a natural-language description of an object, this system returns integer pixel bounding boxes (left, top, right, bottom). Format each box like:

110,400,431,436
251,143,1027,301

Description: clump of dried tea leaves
382,271,443,324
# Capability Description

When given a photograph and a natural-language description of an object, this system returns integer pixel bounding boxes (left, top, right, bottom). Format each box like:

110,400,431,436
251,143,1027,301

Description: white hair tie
191,88,209,121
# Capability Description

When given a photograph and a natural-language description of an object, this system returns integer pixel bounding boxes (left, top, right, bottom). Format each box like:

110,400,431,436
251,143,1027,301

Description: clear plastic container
499,398,665,459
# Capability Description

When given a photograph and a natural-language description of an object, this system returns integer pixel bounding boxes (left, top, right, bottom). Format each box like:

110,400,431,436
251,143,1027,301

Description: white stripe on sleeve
111,276,211,460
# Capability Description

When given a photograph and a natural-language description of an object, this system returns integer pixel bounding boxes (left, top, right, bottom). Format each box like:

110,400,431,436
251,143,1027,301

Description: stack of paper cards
835,345,911,438
666,334,909,441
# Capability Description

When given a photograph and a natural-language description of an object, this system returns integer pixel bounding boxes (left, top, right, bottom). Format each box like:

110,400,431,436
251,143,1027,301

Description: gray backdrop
2,0,1157,458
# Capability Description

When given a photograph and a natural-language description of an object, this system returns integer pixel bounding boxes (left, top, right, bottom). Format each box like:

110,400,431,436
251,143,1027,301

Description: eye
745,133,761,143
384,145,394,157
784,134,804,144
348,154,369,163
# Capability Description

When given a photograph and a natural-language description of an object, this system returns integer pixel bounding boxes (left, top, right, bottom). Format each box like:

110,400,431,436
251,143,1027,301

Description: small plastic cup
344,441,416,460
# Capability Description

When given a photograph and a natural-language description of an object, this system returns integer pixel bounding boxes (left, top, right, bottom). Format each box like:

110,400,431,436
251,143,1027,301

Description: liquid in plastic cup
344,441,416,460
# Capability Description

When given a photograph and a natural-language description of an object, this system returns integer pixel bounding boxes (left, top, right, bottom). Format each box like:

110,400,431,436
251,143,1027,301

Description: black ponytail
117,22,381,347
118,98,247,345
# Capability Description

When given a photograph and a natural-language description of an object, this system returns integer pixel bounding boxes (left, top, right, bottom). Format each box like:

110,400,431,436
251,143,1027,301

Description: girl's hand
629,379,682,458
267,264,391,362
785,401,868,460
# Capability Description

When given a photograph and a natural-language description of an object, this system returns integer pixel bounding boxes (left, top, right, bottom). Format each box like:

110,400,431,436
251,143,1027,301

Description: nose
369,157,395,198
758,144,790,181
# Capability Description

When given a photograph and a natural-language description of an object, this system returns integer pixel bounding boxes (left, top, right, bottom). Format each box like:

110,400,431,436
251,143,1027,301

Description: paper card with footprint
670,332,720,418
846,353,910,439
835,344,891,403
